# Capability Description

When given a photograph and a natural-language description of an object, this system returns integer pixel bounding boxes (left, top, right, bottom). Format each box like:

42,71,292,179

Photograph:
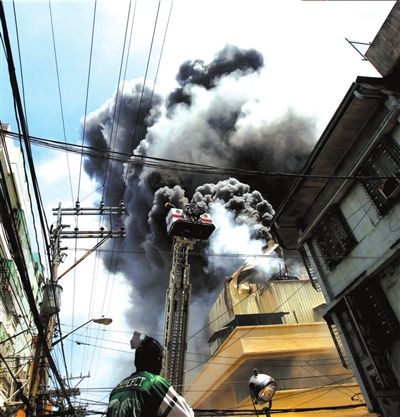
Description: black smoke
167,45,264,108
82,45,316,339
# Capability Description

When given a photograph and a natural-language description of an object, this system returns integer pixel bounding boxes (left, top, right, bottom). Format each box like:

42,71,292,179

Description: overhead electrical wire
101,0,134,203
62,245,392,262
4,130,398,181
11,1,28,122
149,0,173,108
47,0,74,391
186,277,306,344
72,377,366,416
1,0,376,408
80,0,136,385
184,281,310,377
82,2,169,387
77,0,97,202
48,0,74,204
0,2,73,408
128,0,161,160
62,331,336,350
0,351,30,408
299,360,357,400
89,0,171,388
76,375,358,395
193,403,367,416
82,0,170,398
73,0,98,384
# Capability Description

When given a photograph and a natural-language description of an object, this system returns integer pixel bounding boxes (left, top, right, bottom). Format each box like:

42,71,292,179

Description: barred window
313,204,357,271
298,245,321,291
358,135,400,216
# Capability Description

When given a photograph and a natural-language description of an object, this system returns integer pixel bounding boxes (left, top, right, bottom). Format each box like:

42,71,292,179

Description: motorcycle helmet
249,371,277,405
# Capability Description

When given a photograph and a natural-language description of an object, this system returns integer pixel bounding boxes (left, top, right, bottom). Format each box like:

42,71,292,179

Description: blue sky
0,0,396,412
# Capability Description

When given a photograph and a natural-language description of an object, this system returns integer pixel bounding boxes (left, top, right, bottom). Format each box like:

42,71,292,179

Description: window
358,135,400,216
313,204,357,270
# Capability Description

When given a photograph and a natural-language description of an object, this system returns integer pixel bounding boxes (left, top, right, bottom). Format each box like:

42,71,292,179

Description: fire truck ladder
162,236,196,394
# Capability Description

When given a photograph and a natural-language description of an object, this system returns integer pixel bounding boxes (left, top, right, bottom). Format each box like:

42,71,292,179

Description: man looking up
107,335,194,417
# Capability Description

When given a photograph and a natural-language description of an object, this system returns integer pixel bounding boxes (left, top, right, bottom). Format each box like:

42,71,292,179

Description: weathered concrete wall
366,1,400,76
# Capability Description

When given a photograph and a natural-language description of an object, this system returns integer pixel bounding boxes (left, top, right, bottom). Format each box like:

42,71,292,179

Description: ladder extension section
162,237,195,393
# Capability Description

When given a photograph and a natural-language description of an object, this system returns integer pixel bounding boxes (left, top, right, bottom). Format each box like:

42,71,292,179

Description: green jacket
107,371,194,417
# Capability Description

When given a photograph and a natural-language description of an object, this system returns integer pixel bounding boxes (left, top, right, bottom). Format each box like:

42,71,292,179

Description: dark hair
134,336,163,374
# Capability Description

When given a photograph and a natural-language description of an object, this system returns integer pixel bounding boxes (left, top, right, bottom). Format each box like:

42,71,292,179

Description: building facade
185,256,371,416
273,4,400,416
0,125,43,412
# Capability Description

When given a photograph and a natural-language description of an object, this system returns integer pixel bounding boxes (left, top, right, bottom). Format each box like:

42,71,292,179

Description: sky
0,0,396,413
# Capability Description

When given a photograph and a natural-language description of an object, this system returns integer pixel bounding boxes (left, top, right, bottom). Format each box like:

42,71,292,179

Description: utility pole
31,201,126,416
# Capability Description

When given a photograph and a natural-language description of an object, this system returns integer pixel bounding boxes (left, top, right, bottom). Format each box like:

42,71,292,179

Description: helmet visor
257,382,277,404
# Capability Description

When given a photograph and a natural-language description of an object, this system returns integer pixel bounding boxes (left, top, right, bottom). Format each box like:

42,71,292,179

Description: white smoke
207,201,284,280
206,201,264,273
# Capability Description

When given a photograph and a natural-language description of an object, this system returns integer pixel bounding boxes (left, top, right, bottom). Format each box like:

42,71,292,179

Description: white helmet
249,372,277,405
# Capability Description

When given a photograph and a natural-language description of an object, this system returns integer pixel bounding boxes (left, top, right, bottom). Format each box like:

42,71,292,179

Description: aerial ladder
162,204,215,394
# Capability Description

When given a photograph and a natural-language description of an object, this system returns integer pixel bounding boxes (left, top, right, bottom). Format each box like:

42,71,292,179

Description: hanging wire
48,0,75,204
149,0,173,107
184,281,309,376
5,130,398,182
11,1,28,122
124,0,161,181
83,0,136,378
77,0,97,202
101,0,134,203
70,0,98,383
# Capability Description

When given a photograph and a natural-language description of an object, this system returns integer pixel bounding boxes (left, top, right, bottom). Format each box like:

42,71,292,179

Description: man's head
134,336,163,375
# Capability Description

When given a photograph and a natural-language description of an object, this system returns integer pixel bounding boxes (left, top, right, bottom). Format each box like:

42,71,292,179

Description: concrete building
273,3,400,416
185,255,371,416
0,125,43,411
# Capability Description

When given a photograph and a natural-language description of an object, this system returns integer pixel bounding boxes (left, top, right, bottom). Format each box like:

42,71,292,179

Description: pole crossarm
52,206,126,216
58,231,125,239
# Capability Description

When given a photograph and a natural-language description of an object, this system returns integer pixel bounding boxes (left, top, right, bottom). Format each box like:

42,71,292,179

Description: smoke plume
82,45,316,340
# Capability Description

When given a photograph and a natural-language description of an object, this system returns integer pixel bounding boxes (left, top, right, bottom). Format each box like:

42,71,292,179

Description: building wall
290,96,400,416
305,122,400,298
186,272,370,416
0,128,40,408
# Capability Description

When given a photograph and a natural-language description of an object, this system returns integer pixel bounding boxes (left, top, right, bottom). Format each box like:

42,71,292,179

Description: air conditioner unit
378,173,400,200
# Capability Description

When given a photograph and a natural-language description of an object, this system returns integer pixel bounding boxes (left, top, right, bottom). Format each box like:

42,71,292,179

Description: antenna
345,38,371,61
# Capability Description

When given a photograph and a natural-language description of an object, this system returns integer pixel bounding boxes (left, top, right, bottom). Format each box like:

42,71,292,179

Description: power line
149,0,173,107
78,0,97,202
184,281,309,376
48,0,74,204
57,245,393,262
4,130,398,181
101,0,133,203
194,403,367,415
0,2,73,409
128,0,161,158
11,1,28,122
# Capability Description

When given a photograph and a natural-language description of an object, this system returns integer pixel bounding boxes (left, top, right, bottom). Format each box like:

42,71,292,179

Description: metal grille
358,135,400,216
298,245,322,292
313,205,357,271
327,320,351,369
